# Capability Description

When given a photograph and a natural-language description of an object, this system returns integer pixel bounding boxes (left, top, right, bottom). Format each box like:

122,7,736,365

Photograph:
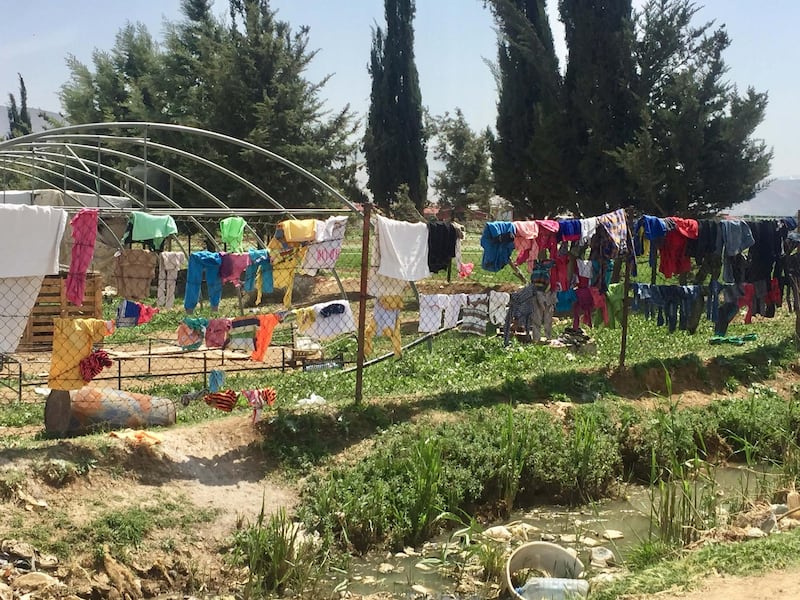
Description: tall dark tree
488,0,567,217
560,0,640,215
363,0,428,212
612,0,771,216
431,109,493,218
6,73,32,138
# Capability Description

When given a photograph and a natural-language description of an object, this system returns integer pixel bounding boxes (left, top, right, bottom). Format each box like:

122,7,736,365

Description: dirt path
648,570,800,599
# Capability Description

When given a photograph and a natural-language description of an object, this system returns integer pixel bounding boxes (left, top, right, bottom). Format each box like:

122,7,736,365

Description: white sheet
0,204,67,277
375,215,430,281
0,276,45,353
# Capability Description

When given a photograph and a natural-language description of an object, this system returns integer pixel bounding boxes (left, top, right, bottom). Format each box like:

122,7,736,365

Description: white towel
375,215,430,281
488,291,510,326
0,204,67,277
303,216,348,271
0,276,45,353
579,217,598,246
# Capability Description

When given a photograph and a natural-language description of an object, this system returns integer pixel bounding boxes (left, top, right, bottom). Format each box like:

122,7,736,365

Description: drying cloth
488,291,510,326
205,318,231,348
460,293,489,336
78,349,113,382
251,313,282,362
376,215,430,281
220,252,251,286
304,301,356,340
558,219,582,242
268,227,306,307
504,285,536,345
365,296,403,358
203,390,238,412
65,208,99,306
480,221,516,272
208,369,225,393
720,220,755,283
136,303,158,325
302,216,348,271
535,220,560,260
0,204,67,277
0,276,45,353
109,429,163,446
427,221,458,273
597,209,629,253
176,318,207,350
183,251,223,312
531,260,554,291
243,249,274,304
579,217,598,245
220,216,247,252
531,289,557,341
418,294,466,332
556,289,577,314
129,212,178,250
512,221,540,270
157,251,186,309
242,387,277,422
114,249,158,300
576,259,593,280
49,318,115,390
282,219,317,242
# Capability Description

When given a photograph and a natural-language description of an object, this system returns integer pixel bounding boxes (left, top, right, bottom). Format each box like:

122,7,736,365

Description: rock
746,526,767,538
589,571,625,587
541,533,557,542
403,546,419,556
760,513,778,534
560,534,577,543
1,540,36,559
483,525,512,542
579,536,600,547
411,583,434,596
17,490,48,511
508,522,539,541
0,582,12,600
11,572,61,591
377,563,394,574
590,547,616,568
414,562,433,572
103,553,142,599
601,529,624,540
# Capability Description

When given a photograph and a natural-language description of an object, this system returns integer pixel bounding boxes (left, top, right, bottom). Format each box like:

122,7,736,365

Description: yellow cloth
48,318,115,390
267,225,308,307
109,429,163,446
282,219,317,242
364,296,403,358
294,307,316,335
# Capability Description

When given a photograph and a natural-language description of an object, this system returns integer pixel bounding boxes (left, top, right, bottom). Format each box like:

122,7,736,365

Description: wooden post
618,248,632,371
355,202,373,405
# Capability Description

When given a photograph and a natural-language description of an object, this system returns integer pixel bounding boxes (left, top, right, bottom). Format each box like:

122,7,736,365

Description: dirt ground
647,570,800,600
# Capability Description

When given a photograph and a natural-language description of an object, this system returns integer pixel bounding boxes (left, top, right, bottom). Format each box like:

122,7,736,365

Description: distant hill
726,178,800,217
0,105,63,139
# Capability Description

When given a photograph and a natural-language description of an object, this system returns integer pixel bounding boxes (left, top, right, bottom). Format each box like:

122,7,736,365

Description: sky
2,0,800,178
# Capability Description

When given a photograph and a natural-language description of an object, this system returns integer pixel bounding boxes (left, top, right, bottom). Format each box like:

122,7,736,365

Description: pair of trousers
530,290,556,341
184,251,223,312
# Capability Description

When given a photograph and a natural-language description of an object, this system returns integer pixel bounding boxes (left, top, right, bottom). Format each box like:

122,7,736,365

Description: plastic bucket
504,541,586,600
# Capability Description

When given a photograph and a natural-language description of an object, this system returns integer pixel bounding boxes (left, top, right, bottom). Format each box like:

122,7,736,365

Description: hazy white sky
3,0,799,177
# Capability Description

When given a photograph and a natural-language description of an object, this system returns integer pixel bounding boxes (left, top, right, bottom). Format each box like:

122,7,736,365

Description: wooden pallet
19,273,104,350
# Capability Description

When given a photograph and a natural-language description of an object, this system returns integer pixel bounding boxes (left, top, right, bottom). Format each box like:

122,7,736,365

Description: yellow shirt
282,219,317,243
49,318,115,390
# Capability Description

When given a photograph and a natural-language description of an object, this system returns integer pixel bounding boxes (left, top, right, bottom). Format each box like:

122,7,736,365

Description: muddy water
340,465,781,599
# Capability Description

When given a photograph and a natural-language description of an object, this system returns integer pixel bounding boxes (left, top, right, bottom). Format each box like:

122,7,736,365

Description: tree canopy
58,0,359,209
363,0,428,213
6,73,32,139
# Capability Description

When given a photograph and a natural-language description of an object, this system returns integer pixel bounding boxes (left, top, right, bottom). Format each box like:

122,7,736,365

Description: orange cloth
251,314,282,362
49,318,115,390
109,429,163,446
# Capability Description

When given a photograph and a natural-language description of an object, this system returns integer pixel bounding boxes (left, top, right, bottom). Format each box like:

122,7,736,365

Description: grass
593,527,800,599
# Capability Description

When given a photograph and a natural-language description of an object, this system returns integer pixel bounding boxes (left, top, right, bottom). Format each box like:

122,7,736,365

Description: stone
483,525,512,542
579,536,600,547
746,526,767,538
559,534,577,543
590,547,616,569
11,572,61,591
601,529,624,540
377,563,394,574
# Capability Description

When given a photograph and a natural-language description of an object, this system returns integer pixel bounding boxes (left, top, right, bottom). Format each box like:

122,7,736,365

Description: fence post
618,241,633,371
355,202,373,404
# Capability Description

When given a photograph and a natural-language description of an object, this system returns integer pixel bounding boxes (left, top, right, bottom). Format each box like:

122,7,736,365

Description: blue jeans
184,251,223,312
243,249,274,294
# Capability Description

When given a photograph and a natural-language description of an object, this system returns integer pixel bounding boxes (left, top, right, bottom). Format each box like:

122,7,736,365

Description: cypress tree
489,0,567,217
363,0,428,212
560,0,640,215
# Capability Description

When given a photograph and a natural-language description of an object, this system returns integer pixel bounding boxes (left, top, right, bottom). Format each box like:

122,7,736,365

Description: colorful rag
597,209,629,254
203,390,238,412
78,349,113,382
209,369,225,393
65,208,99,306
242,387,277,422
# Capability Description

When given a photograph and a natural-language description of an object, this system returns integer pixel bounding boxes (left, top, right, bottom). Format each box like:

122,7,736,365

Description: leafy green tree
612,0,771,216
487,0,567,217
59,0,360,209
6,73,32,138
560,0,640,215
363,0,428,212
431,109,493,218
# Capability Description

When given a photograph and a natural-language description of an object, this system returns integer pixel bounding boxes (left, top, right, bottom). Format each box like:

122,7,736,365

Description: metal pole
618,245,633,371
354,202,372,404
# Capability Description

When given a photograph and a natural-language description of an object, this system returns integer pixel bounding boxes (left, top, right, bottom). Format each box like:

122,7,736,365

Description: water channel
334,464,784,599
